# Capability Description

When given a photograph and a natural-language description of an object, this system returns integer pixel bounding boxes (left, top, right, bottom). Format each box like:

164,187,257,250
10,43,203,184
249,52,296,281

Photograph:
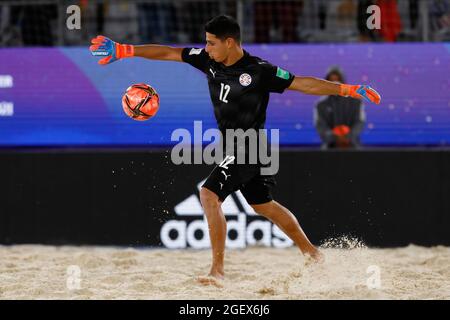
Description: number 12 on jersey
219,83,230,103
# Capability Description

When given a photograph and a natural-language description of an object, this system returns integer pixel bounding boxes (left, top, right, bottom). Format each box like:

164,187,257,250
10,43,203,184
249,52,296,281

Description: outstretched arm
89,35,183,65
134,45,183,62
288,76,381,104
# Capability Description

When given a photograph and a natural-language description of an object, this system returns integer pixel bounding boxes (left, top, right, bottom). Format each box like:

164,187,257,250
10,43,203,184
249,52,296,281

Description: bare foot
310,249,325,263
304,248,325,265
197,270,224,288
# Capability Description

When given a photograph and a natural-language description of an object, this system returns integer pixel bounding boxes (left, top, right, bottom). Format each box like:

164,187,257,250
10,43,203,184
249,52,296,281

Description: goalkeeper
90,15,381,287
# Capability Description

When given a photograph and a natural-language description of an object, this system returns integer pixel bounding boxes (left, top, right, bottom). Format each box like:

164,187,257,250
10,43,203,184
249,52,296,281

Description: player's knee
250,201,275,219
200,187,221,211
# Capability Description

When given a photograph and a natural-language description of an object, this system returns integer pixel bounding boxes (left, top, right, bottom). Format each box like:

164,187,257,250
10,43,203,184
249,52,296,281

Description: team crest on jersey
239,73,252,86
189,48,203,55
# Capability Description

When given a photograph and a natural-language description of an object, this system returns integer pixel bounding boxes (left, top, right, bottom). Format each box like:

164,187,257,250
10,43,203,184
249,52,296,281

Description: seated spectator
254,0,303,43
358,0,378,41
429,0,450,41
314,67,366,149
377,0,403,42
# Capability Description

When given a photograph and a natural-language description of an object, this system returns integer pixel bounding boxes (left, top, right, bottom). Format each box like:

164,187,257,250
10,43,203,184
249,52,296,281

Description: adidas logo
160,180,293,249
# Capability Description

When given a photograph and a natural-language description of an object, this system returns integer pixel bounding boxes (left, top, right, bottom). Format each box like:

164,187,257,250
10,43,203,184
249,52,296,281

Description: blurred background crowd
1,0,449,47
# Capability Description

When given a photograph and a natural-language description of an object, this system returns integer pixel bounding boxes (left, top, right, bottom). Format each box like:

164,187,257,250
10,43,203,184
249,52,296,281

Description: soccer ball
121,83,159,121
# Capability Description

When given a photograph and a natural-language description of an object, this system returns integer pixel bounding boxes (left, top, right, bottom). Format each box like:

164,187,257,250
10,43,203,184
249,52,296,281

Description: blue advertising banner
0,43,449,146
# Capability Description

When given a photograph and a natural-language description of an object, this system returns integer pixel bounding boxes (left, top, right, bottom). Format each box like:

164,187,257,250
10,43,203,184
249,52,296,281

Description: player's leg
250,200,322,261
241,176,323,262
197,159,242,285
199,187,226,280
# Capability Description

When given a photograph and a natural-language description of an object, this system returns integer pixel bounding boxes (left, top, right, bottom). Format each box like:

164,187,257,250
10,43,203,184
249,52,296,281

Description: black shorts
202,155,276,205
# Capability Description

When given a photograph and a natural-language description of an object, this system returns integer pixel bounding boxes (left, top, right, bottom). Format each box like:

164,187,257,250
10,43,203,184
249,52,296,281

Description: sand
0,241,449,300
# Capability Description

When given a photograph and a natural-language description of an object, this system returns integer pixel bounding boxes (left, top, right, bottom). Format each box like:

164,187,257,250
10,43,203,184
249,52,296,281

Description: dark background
1,148,448,247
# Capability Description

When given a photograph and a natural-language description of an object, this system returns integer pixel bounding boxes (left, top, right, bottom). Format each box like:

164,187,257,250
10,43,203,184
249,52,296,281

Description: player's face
205,32,230,63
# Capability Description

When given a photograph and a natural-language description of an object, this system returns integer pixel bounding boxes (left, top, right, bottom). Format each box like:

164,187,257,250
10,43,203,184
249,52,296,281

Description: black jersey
181,47,295,134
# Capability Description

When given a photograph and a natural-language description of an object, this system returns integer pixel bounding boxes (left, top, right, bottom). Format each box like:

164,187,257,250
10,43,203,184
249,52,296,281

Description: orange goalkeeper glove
89,35,134,65
340,84,381,105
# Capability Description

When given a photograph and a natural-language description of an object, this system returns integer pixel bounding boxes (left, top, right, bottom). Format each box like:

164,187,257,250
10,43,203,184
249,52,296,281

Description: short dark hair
204,15,241,42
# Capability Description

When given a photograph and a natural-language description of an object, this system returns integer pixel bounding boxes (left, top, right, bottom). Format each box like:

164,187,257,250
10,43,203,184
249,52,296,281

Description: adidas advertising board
160,180,293,249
